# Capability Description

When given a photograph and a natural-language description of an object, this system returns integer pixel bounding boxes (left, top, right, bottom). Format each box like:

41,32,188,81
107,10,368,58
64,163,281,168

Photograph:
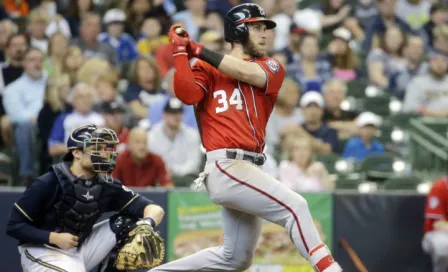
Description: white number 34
214,88,243,113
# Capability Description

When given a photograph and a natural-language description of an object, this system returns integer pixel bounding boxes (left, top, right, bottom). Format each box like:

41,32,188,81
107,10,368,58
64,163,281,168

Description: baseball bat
339,238,368,272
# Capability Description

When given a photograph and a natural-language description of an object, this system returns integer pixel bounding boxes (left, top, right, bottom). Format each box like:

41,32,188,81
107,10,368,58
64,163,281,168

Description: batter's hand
49,232,79,249
188,40,204,58
169,25,190,56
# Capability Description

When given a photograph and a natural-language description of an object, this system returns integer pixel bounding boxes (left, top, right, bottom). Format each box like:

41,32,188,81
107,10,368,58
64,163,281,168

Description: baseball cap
300,91,324,108
356,112,382,128
101,101,126,113
333,27,351,42
164,98,183,114
290,23,307,35
103,8,126,25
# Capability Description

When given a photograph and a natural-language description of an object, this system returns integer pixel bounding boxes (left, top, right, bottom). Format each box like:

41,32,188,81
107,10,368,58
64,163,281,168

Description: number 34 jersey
192,57,285,153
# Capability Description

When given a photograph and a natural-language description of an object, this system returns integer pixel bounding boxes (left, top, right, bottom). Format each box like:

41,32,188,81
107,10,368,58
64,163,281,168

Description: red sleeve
192,59,212,94
424,179,448,232
254,58,285,96
173,55,206,105
156,156,172,187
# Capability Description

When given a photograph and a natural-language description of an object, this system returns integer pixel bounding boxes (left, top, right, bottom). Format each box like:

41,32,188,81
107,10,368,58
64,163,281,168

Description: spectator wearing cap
113,127,172,187
281,91,339,154
271,0,322,51
403,51,448,117
362,0,416,52
148,69,197,130
27,8,50,53
393,35,427,99
101,101,129,153
422,4,448,48
99,8,138,64
137,17,169,56
71,12,118,66
148,98,202,180
3,48,47,184
326,27,358,81
280,24,306,66
342,112,384,162
287,33,332,93
322,79,358,140
48,83,104,159
172,0,207,41
266,78,303,154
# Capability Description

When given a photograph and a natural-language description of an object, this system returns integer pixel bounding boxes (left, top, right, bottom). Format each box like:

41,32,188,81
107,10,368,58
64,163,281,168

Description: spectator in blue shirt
362,0,417,52
297,91,339,154
3,48,47,185
343,112,385,162
148,69,197,130
98,9,138,64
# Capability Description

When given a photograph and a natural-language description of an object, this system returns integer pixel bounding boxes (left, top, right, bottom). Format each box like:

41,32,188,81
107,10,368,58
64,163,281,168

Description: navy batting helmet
63,124,119,173
224,3,276,43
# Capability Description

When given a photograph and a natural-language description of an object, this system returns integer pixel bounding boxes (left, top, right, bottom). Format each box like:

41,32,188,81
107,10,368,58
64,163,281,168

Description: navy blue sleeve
123,84,141,102
327,128,339,153
109,180,154,218
6,175,58,244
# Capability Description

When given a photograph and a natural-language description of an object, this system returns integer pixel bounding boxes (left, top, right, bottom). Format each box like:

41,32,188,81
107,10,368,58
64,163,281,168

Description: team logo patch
265,59,280,74
429,196,439,209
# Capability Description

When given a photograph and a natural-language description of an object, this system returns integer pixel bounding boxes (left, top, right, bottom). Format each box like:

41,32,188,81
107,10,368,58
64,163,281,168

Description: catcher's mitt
114,220,165,270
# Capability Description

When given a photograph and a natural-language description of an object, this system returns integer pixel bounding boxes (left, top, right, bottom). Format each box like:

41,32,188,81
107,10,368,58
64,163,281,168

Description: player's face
244,23,268,58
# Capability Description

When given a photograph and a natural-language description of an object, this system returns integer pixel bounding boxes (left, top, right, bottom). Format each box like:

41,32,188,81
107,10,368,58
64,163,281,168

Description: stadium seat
315,153,340,174
346,79,368,98
358,153,400,181
386,113,419,130
360,96,391,116
335,174,363,190
382,175,422,190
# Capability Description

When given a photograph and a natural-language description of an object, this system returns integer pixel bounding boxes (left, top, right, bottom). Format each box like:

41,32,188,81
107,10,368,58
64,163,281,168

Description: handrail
409,131,448,160
409,119,448,148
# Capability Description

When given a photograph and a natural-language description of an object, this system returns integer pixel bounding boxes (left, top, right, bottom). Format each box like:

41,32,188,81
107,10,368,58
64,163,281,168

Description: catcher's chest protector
52,162,103,246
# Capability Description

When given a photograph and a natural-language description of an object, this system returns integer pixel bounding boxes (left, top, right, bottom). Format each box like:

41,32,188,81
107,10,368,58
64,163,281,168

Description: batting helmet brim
239,18,276,29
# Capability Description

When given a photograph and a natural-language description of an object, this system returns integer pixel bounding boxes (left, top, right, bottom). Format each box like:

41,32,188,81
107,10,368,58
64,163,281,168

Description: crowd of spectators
0,0,446,192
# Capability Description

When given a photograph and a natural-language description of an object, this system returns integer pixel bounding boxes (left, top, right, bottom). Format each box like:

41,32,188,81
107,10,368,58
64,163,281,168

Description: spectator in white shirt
48,83,104,159
148,97,201,177
279,136,334,192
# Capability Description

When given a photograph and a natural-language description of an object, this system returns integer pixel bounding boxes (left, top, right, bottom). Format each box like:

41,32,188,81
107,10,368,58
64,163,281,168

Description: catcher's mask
63,125,119,174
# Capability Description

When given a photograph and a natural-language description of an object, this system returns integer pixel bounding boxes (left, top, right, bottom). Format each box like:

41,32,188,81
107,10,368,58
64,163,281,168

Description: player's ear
72,149,82,160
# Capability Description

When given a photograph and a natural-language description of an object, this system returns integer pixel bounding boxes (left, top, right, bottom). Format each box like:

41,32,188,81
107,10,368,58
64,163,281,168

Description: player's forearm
143,204,165,226
433,220,448,232
6,220,51,245
173,55,204,105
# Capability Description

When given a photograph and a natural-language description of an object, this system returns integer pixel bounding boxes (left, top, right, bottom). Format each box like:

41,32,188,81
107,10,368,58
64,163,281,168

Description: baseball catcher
6,124,165,271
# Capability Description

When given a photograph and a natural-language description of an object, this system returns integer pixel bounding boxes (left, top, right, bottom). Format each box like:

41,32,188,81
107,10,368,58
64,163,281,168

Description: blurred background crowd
0,0,447,192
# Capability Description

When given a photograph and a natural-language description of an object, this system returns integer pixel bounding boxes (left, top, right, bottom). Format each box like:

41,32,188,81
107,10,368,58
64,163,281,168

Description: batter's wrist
143,217,156,228
199,47,224,69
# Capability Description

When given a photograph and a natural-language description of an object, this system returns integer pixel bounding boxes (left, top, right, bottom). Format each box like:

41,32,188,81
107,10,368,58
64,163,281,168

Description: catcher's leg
19,245,85,272
211,159,341,272
79,219,117,271
150,207,263,271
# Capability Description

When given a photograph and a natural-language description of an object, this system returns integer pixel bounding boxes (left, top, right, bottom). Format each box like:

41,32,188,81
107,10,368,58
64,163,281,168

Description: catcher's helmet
224,3,276,43
63,124,119,173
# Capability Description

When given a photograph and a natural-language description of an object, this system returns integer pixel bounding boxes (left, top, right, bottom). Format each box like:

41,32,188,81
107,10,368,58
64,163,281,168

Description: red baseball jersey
192,57,285,153
424,177,448,233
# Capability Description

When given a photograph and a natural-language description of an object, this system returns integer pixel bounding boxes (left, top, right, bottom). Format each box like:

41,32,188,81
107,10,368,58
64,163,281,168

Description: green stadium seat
386,113,419,130
335,174,363,190
315,153,340,174
382,175,422,190
346,79,368,98
360,96,391,116
358,153,397,181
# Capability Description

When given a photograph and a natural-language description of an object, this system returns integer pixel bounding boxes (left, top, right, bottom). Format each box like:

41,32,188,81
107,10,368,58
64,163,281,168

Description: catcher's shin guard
308,243,342,272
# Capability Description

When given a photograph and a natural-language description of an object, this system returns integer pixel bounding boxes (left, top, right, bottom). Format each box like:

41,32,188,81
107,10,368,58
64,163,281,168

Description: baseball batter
6,125,165,271
152,3,342,272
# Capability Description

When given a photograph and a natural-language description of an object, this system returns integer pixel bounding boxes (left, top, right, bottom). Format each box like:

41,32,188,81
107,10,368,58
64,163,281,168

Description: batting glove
168,25,190,57
188,40,204,58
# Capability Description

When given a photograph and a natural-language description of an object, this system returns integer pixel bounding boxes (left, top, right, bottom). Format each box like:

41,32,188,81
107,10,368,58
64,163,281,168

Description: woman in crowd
125,0,171,39
367,26,407,89
137,17,169,56
317,0,351,34
61,46,85,86
37,75,72,174
124,56,163,119
279,136,335,192
327,27,358,81
288,33,332,92
44,32,68,77
66,0,94,38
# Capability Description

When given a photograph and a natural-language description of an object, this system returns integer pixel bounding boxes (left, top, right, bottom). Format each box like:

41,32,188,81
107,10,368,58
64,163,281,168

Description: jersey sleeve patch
265,59,280,74
429,196,440,209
